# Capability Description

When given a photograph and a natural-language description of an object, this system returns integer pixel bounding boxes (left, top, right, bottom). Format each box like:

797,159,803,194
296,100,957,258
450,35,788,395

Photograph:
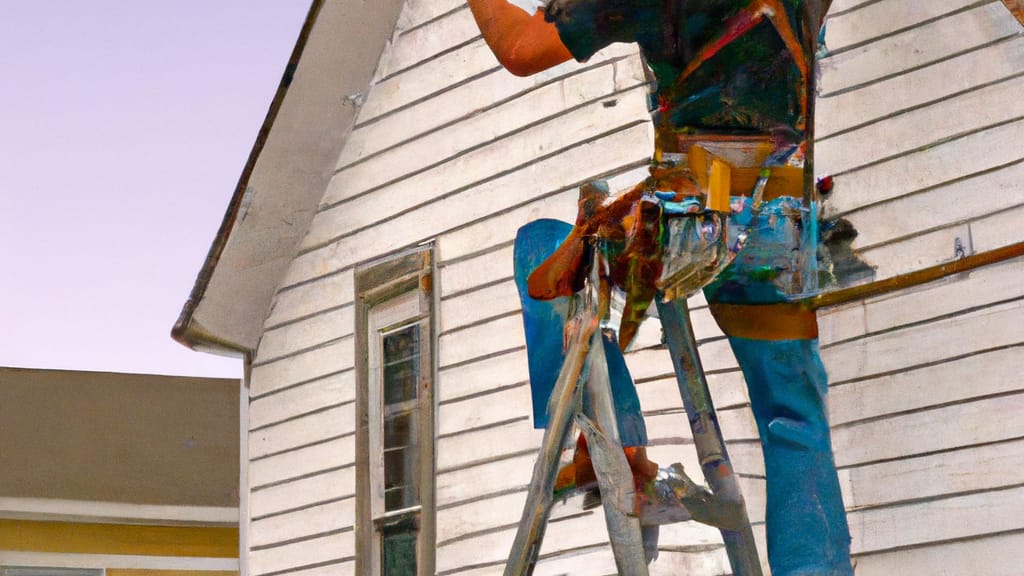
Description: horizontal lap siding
250,467,354,520
850,532,1024,575
436,163,653,264
249,373,354,430
249,437,354,489
427,1,1024,572
814,5,1024,566
285,121,652,285
817,255,1024,569
817,0,1024,286
819,2,1019,97
392,0,463,33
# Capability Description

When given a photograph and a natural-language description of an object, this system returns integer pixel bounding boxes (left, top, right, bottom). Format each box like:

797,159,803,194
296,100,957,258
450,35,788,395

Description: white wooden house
173,0,1024,574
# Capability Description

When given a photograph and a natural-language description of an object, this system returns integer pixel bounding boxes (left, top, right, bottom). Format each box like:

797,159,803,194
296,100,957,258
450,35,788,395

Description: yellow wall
0,519,236,557
0,519,237,568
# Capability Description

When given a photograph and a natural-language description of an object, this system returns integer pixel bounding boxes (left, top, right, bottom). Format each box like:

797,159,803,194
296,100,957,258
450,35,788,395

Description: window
355,245,436,576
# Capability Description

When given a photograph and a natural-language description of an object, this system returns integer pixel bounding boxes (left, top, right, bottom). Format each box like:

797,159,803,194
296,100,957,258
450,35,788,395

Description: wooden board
847,485,1024,555
331,61,627,200
395,0,464,31
264,269,354,330
817,36,1024,138
249,374,355,431
839,438,1024,511
312,87,651,248
257,306,354,364
824,0,988,52
249,437,354,490
817,73,1024,176
823,299,1024,384
249,468,354,520
438,347,531,403
851,531,1024,575
381,6,480,80
249,532,354,576
819,3,1021,96
249,405,355,460
250,339,354,398
250,499,355,549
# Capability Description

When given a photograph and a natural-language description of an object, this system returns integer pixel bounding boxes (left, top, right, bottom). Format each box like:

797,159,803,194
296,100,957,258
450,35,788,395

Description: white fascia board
0,552,238,571
0,497,237,526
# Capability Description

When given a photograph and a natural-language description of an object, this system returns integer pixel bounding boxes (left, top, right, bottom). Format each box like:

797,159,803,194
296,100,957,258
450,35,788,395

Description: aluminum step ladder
503,290,763,576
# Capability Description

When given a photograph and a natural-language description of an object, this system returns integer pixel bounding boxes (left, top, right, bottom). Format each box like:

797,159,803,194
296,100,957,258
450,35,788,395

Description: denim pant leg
703,194,853,574
726,335,852,575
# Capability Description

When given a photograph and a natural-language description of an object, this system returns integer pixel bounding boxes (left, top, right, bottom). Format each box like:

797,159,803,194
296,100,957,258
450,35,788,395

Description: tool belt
526,141,816,348
653,137,807,206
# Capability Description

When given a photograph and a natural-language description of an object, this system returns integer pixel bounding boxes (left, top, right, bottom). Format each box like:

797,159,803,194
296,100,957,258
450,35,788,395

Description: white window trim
355,245,436,576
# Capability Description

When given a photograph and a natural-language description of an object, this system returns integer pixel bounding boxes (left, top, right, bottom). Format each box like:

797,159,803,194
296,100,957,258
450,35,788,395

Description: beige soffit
0,367,239,515
173,0,406,354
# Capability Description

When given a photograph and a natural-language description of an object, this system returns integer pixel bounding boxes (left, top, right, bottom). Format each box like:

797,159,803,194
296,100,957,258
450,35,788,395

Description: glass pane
384,410,417,450
383,448,409,489
381,519,418,576
380,323,422,512
383,359,418,405
383,325,419,406
383,325,419,363
383,445,418,510
384,485,417,511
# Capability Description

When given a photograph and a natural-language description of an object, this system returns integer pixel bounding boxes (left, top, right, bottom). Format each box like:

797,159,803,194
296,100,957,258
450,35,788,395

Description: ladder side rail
581,328,651,575
504,309,599,576
655,297,763,576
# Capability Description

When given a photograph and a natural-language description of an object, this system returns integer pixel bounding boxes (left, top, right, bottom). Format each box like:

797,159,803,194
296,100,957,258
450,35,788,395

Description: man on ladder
467,1,852,574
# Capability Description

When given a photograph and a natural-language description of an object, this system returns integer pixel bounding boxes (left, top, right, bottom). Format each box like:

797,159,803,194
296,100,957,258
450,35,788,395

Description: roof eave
172,0,406,355
171,0,325,355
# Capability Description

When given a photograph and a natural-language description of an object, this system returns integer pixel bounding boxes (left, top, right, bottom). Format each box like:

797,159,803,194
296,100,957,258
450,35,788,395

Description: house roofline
171,0,325,355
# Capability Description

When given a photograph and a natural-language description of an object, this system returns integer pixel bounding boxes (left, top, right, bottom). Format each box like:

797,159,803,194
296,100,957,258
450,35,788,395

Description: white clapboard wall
812,0,1024,573
817,0,1024,277
242,0,1024,575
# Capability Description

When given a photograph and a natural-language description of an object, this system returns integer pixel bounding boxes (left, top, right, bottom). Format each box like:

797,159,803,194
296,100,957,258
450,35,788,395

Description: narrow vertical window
355,245,435,576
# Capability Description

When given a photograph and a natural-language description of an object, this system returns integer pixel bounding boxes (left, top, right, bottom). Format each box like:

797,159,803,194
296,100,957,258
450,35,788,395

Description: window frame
354,245,437,576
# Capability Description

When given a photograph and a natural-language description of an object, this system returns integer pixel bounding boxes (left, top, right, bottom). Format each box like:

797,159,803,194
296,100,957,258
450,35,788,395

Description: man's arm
467,0,574,76
1002,0,1024,26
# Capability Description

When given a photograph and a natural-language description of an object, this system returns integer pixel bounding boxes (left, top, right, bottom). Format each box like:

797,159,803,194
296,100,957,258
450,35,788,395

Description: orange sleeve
467,0,574,76
1002,0,1024,26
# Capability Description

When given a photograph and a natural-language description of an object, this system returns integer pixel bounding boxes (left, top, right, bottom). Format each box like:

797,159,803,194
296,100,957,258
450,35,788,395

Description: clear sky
0,1,312,378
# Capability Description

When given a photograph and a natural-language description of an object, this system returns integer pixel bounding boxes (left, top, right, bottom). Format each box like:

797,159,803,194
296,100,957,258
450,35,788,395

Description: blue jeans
706,196,853,575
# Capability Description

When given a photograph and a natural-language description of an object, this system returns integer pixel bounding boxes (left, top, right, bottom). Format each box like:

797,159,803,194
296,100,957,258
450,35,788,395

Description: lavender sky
1,2,312,378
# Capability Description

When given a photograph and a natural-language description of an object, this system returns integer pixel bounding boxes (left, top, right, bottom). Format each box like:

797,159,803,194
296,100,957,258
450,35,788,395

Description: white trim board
0,551,238,571
0,498,238,526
